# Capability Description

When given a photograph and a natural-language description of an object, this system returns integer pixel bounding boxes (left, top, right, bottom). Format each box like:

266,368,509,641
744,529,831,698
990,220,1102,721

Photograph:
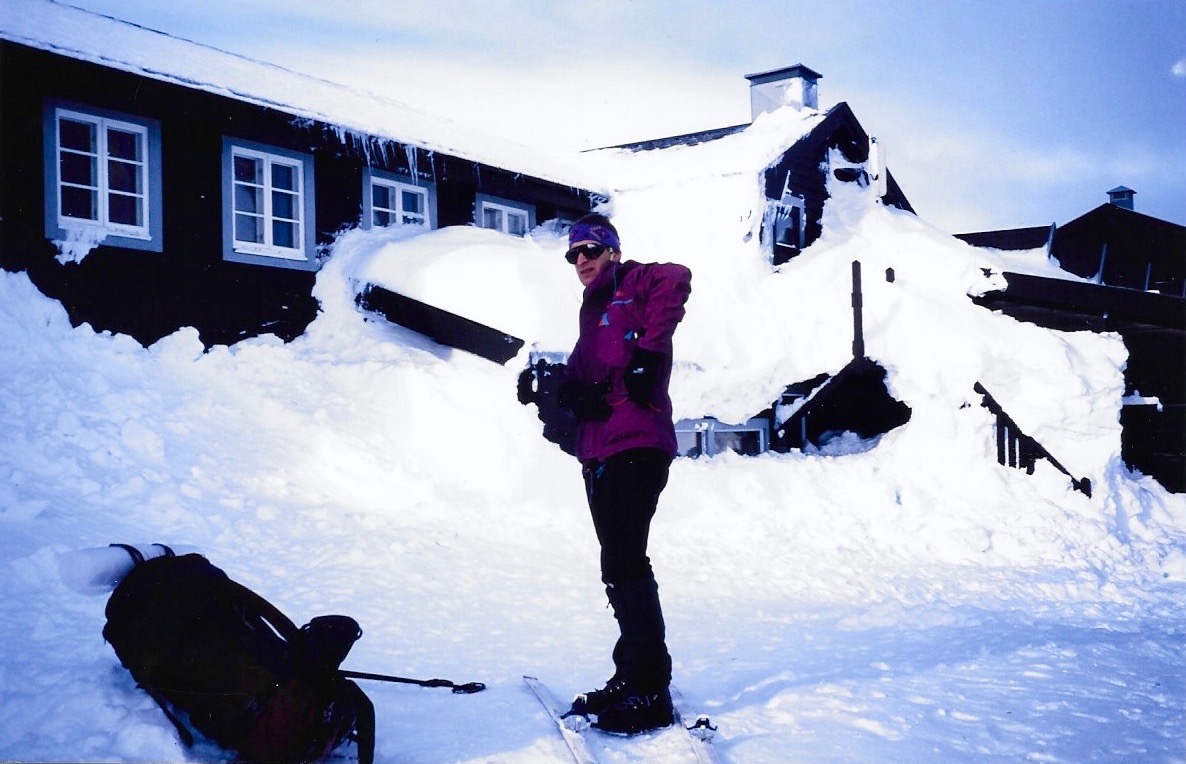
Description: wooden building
0,0,598,348
601,66,916,455
960,192,1186,492
609,65,914,266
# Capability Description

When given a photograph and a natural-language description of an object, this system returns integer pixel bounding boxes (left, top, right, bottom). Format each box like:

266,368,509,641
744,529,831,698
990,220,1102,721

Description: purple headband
568,221,620,251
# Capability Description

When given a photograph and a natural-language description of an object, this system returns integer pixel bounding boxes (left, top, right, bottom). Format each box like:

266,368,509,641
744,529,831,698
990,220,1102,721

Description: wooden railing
974,382,1092,497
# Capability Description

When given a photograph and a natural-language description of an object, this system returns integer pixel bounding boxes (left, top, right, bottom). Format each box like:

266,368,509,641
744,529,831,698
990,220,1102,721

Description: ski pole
340,669,486,694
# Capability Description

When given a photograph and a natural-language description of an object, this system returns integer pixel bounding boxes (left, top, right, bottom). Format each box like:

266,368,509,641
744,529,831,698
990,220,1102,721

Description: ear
610,249,622,262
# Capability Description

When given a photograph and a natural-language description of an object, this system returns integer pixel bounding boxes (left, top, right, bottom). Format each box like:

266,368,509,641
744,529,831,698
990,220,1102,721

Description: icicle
405,145,419,179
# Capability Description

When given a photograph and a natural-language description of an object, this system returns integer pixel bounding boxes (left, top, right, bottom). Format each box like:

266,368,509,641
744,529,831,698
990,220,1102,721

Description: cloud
1174,57,1186,78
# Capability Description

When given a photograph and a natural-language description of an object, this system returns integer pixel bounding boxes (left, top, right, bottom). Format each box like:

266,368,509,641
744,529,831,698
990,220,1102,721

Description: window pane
402,190,424,215
108,159,141,194
108,193,142,226
482,208,502,230
373,210,394,227
677,430,704,458
716,430,763,456
235,184,261,214
61,186,97,220
59,119,96,153
235,213,264,243
272,190,296,220
60,152,96,186
271,163,297,191
272,220,297,248
508,212,528,236
234,155,262,184
372,185,392,210
106,128,141,161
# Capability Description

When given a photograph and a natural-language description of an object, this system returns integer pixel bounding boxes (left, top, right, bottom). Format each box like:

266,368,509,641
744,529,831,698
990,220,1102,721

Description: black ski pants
582,447,673,690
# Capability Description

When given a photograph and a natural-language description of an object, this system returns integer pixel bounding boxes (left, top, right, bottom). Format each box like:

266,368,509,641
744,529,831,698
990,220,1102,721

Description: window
44,103,162,251
221,139,317,270
763,171,807,265
676,417,771,458
763,196,805,265
476,194,534,236
363,170,435,230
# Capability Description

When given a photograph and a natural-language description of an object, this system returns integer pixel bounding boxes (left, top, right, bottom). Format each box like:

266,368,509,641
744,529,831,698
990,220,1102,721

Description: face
569,240,619,287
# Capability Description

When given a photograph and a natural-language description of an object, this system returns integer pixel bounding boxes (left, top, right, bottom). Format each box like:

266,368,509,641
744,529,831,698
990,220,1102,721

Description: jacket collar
583,259,636,299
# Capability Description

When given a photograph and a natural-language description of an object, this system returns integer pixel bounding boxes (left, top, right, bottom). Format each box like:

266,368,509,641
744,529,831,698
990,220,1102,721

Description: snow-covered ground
2,169,1183,763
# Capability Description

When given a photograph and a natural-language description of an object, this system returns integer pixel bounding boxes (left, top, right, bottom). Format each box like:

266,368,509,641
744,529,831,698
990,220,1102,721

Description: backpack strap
108,543,177,567
344,679,376,764
141,686,196,749
108,544,145,566
222,578,302,643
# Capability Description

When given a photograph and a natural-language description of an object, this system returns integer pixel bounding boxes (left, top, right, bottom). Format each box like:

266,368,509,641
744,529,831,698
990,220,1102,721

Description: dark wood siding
1051,204,1186,295
762,103,914,255
973,272,1186,492
0,40,595,347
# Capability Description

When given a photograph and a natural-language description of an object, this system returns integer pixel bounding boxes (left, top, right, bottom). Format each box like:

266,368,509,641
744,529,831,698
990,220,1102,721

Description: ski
523,675,598,764
671,687,721,764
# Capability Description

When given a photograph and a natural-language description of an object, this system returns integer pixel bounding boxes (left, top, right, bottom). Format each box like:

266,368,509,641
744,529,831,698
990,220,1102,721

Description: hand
516,367,536,405
624,348,663,406
557,379,612,421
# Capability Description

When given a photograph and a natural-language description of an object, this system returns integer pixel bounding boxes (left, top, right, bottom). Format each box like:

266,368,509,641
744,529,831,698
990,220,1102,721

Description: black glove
557,379,612,422
516,367,536,405
624,347,663,407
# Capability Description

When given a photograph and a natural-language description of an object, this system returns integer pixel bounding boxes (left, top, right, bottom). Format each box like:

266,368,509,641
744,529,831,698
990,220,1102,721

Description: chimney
1107,186,1135,210
745,64,822,120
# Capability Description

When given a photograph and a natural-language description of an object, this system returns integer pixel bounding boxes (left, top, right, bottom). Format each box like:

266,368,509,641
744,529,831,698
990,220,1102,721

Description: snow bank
0,61,1182,763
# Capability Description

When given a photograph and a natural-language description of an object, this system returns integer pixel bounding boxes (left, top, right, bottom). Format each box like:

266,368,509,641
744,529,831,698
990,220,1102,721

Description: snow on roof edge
1,0,605,194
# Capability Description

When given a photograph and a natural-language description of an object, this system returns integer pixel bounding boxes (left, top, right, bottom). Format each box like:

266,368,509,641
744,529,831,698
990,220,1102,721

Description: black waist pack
102,549,374,764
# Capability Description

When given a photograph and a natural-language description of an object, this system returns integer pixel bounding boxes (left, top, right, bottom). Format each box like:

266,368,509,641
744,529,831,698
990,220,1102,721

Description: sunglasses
565,242,611,265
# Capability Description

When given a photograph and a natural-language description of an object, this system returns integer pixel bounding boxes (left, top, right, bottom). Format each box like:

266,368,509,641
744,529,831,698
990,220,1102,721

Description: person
520,212,692,733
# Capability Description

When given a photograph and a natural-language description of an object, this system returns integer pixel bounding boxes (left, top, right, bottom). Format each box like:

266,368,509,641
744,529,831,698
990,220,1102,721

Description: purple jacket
565,259,692,462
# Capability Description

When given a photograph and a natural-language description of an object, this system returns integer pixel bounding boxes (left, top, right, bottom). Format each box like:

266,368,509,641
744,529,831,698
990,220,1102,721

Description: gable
1052,204,1186,293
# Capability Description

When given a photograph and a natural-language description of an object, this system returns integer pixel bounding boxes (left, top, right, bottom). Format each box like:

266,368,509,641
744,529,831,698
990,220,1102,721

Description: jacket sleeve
636,263,692,355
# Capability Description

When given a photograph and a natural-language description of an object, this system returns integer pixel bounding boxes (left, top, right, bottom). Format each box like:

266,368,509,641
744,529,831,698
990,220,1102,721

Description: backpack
102,548,375,764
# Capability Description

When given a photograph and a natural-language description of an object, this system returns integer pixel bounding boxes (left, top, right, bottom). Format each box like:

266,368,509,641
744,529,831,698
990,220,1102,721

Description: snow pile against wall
337,153,1129,492
0,173,1183,758
322,224,583,353
314,172,1166,577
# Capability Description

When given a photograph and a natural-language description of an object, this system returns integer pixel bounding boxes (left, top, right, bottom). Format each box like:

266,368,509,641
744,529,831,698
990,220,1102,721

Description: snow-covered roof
588,104,828,190
0,0,603,193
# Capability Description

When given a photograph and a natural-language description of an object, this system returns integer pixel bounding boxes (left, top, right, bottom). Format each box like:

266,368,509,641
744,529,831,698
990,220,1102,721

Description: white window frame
363,170,435,230
44,102,162,251
475,194,534,236
230,146,304,257
767,197,805,252
221,138,317,271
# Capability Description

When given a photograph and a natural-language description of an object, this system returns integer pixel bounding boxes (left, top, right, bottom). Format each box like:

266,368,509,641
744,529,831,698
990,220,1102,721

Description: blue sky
61,0,1186,233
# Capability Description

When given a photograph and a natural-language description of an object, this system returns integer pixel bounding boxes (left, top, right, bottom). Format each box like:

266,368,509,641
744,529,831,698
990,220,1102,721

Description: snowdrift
0,159,1182,763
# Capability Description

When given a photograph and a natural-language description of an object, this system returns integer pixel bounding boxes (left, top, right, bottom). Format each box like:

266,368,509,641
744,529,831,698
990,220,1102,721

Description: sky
56,0,1186,234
